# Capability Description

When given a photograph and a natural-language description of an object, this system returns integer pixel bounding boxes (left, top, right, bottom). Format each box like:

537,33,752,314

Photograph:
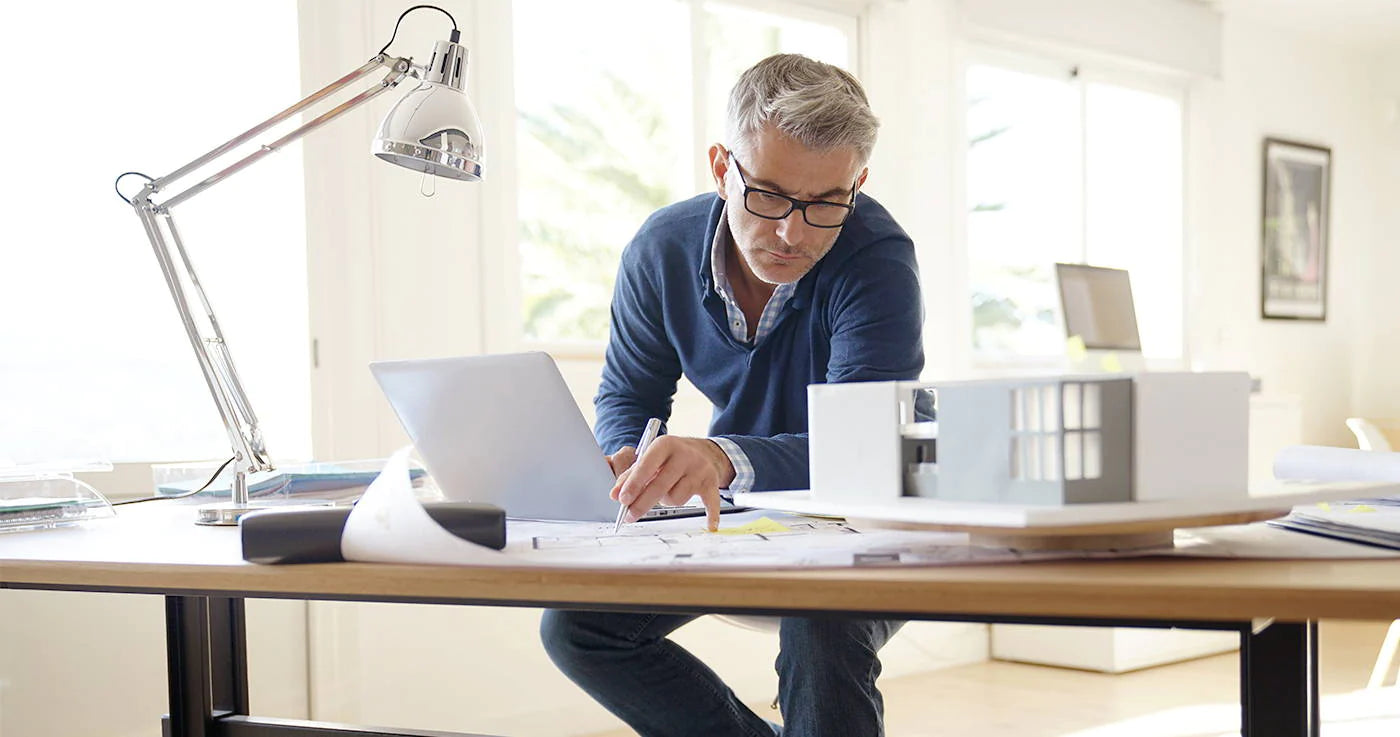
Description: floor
586,620,1400,736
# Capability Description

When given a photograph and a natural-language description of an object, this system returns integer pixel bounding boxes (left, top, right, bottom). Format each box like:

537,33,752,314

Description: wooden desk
4,505,1398,736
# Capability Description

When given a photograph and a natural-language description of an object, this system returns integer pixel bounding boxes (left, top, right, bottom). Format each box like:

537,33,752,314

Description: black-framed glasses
729,154,856,228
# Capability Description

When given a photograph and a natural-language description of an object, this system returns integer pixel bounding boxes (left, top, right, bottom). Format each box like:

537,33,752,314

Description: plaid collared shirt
711,225,797,346
705,208,795,493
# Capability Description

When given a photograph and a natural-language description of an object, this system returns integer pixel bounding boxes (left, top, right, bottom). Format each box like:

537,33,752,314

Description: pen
613,417,662,533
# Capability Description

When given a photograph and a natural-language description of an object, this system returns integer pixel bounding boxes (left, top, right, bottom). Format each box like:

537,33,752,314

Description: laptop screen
1055,263,1142,352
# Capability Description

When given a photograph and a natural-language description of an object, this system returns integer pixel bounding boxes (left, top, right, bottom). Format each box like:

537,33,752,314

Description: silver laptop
370,352,738,522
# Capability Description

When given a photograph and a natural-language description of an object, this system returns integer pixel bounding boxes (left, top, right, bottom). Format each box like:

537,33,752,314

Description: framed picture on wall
1260,137,1330,320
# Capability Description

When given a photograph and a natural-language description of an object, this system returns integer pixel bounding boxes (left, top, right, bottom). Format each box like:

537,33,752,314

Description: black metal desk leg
165,595,213,737
209,596,251,715
164,596,249,737
1240,620,1319,737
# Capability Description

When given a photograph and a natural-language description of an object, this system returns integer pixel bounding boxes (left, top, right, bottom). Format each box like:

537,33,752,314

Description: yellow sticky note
1348,504,1377,513
1317,501,1332,511
1099,352,1123,373
712,516,791,535
1066,334,1088,362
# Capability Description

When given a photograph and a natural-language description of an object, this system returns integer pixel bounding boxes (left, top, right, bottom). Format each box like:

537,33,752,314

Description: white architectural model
808,372,1252,506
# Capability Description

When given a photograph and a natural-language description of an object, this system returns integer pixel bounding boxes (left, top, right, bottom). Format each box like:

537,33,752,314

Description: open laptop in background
1055,262,1147,373
370,352,743,523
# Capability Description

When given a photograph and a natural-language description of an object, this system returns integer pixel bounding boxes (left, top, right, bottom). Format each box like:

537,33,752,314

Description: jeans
540,610,904,737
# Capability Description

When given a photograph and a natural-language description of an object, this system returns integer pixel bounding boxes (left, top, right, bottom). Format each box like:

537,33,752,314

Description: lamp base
195,499,334,526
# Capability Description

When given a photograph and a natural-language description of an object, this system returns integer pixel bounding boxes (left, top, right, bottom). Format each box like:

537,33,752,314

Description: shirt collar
710,205,735,303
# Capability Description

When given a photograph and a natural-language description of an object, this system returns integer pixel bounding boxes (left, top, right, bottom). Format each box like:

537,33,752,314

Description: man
540,54,923,736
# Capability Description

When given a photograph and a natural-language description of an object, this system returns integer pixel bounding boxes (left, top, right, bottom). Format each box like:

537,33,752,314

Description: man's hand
610,436,735,531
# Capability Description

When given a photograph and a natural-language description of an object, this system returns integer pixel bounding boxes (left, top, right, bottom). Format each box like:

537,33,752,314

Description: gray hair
725,54,878,164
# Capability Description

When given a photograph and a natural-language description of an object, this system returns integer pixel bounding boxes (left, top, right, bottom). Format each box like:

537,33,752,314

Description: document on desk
339,448,1123,569
1263,502,1400,551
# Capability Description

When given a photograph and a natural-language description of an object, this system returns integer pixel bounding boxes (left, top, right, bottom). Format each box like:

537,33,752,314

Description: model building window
1063,381,1102,480
1011,385,1060,481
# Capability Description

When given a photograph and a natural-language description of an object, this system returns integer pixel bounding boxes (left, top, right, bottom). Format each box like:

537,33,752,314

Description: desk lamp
116,5,483,525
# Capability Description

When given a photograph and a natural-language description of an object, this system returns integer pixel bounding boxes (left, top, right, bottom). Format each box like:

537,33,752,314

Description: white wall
1353,45,1400,421
1186,13,1400,447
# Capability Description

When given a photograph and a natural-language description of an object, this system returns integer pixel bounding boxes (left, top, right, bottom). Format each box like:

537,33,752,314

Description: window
0,2,310,465
1061,381,1102,480
965,51,1184,362
512,0,856,345
1011,384,1060,481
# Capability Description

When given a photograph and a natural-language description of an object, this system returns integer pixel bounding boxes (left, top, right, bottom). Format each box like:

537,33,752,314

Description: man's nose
775,209,812,247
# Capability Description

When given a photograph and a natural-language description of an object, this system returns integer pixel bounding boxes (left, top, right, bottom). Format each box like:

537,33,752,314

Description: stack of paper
1268,501,1400,550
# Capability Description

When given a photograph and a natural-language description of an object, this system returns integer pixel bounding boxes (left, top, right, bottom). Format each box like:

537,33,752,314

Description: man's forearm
710,433,809,492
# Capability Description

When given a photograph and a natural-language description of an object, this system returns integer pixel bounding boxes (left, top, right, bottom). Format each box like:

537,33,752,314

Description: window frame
954,41,1191,374
495,0,862,359
2,1,310,494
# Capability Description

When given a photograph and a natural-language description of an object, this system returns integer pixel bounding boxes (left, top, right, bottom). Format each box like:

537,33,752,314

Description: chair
1346,418,1393,452
1346,418,1400,687
1371,622,1400,688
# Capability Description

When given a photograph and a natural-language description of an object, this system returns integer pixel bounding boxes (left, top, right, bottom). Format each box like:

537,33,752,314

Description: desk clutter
1267,445,1400,550
13,371,1400,567
224,446,1399,570
0,472,115,533
0,461,126,533
155,459,430,503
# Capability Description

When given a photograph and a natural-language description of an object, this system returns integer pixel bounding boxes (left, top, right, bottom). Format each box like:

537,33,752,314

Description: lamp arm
125,54,415,505
148,54,415,209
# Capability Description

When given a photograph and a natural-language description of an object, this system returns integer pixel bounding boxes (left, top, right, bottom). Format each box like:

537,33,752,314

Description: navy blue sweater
595,192,924,491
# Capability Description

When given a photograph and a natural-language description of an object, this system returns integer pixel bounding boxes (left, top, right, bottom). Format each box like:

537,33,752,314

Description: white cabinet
991,624,1238,673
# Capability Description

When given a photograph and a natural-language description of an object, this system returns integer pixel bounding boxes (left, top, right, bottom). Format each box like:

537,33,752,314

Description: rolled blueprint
1273,445,1400,482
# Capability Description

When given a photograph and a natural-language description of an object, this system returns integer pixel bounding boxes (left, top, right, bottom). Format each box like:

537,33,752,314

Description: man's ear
855,166,869,193
708,144,729,199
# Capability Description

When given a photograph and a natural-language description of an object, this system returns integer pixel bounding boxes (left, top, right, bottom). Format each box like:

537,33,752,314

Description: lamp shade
372,39,484,181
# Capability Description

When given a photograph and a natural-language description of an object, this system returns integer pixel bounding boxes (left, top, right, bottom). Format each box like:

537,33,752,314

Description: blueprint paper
336,447,1095,568
508,515,1103,568
341,447,505,565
